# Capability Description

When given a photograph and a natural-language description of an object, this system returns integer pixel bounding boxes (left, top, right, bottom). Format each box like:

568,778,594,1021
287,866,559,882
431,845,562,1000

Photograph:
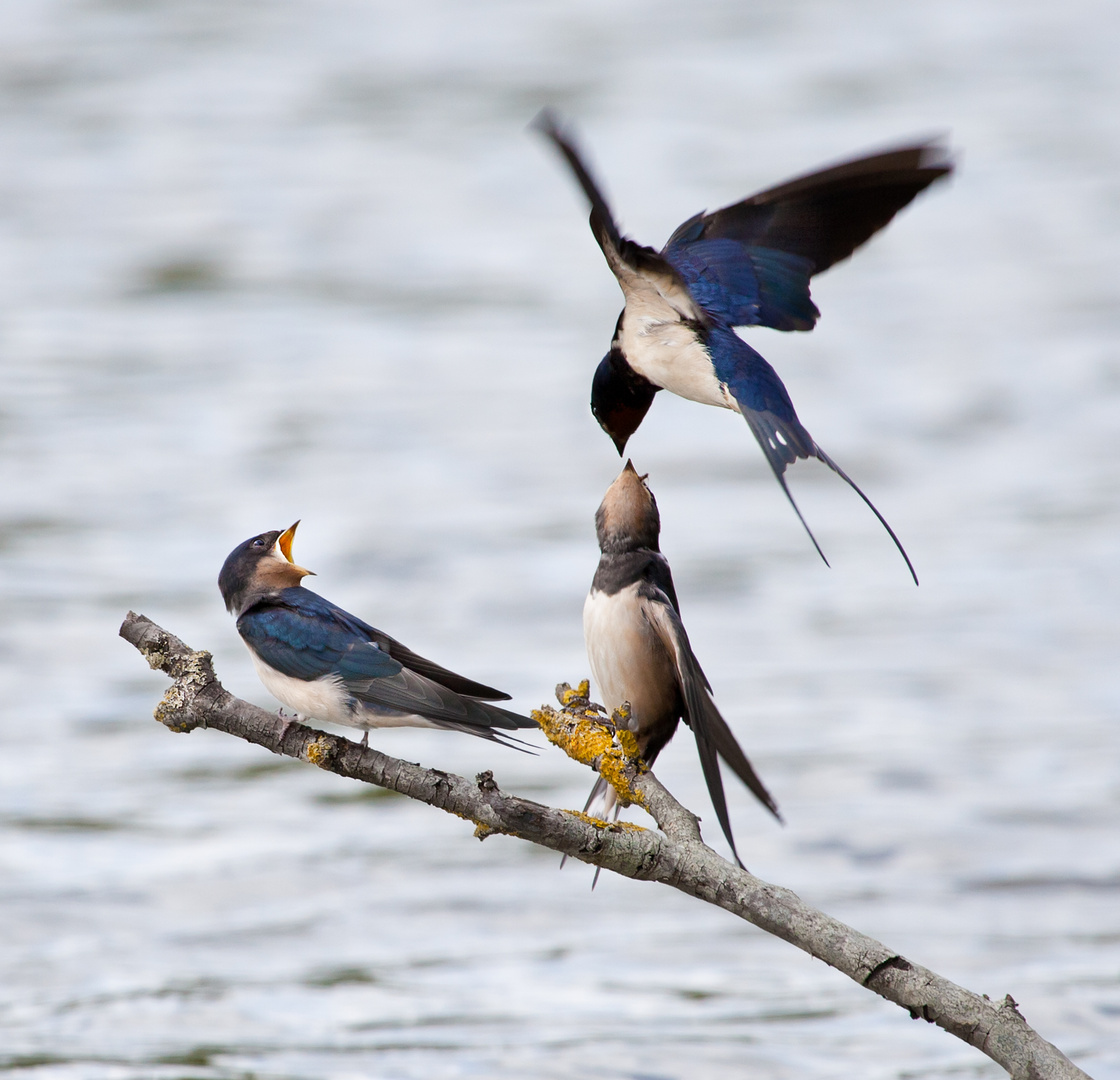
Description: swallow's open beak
276,520,315,577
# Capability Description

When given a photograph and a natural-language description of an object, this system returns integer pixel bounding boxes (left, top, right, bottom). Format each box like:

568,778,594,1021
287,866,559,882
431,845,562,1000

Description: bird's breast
248,647,353,725
620,313,736,411
583,584,680,747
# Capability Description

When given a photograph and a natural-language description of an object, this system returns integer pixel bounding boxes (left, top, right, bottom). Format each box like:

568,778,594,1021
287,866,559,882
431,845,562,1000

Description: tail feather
740,408,831,567
699,698,782,823
739,406,917,584
434,719,537,753
642,594,781,867
461,697,540,731
692,723,744,869
813,446,918,586
559,776,619,889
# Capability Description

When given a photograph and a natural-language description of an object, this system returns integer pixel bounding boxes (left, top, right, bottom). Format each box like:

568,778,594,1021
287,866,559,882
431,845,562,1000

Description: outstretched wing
638,586,781,867
534,110,704,330
664,140,952,330
665,234,819,331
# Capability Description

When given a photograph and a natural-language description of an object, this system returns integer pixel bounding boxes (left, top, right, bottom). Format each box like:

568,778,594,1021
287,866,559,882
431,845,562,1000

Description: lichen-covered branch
534,681,702,844
119,611,1092,1080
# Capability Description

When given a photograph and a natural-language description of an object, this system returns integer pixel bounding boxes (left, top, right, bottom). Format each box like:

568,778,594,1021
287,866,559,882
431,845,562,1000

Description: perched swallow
582,462,780,865
218,522,536,746
536,111,953,583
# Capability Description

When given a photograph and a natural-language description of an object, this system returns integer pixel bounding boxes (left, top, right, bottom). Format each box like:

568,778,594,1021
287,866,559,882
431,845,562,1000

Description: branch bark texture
120,611,1091,1080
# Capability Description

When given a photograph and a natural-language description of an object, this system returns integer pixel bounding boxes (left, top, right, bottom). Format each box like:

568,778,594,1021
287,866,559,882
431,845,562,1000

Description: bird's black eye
252,538,266,548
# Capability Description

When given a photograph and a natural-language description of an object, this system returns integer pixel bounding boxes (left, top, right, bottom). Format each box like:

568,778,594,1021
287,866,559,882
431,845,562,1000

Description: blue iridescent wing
239,589,533,731
237,593,402,683
664,230,818,331
664,140,952,321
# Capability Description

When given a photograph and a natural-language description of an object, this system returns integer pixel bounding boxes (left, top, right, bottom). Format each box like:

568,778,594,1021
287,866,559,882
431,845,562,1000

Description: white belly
620,316,737,411
583,585,679,733
248,647,440,730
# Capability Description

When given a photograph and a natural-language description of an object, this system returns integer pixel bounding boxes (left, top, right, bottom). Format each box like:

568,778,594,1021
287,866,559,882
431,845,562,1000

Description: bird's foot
611,701,640,735
275,709,299,741
555,680,593,708
555,681,611,727
358,730,369,750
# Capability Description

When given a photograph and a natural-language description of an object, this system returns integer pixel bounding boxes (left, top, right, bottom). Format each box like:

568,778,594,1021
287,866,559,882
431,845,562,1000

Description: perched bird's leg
276,709,298,741
359,730,369,749
610,701,639,735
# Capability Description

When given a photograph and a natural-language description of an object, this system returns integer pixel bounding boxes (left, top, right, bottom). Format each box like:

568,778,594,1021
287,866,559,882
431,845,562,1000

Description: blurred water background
1,0,1118,1077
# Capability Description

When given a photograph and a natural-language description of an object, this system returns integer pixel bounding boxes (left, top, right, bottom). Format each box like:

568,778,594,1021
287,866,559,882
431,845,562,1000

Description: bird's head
590,347,659,455
595,460,660,554
218,521,315,616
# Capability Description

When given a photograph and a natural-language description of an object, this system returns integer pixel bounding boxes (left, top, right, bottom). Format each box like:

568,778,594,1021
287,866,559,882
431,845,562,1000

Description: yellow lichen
446,811,506,840
567,810,646,834
556,679,591,707
532,682,649,809
610,703,641,759
305,736,334,767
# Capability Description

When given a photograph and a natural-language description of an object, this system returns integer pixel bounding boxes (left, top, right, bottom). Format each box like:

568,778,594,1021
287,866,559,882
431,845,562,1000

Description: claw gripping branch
532,680,647,811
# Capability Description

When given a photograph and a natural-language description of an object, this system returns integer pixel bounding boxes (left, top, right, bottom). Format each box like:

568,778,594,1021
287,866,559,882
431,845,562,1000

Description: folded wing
238,591,535,736
639,586,781,867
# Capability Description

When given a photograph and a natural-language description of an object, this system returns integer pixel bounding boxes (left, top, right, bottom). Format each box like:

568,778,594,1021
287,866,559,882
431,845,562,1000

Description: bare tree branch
120,611,1092,1080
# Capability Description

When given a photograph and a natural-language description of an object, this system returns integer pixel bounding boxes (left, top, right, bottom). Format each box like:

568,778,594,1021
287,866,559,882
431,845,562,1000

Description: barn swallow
218,522,535,746
582,462,780,865
536,111,953,584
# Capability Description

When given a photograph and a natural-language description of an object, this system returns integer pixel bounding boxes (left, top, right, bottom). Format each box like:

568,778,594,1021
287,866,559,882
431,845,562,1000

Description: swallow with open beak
218,522,536,746
536,111,954,583
582,463,780,865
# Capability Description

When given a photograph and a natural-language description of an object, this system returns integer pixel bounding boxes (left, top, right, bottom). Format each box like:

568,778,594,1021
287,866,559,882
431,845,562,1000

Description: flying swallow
536,111,953,583
218,522,536,746
582,462,780,865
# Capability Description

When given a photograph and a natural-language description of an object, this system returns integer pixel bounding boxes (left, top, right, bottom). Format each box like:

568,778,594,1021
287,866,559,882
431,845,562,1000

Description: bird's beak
277,520,315,577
